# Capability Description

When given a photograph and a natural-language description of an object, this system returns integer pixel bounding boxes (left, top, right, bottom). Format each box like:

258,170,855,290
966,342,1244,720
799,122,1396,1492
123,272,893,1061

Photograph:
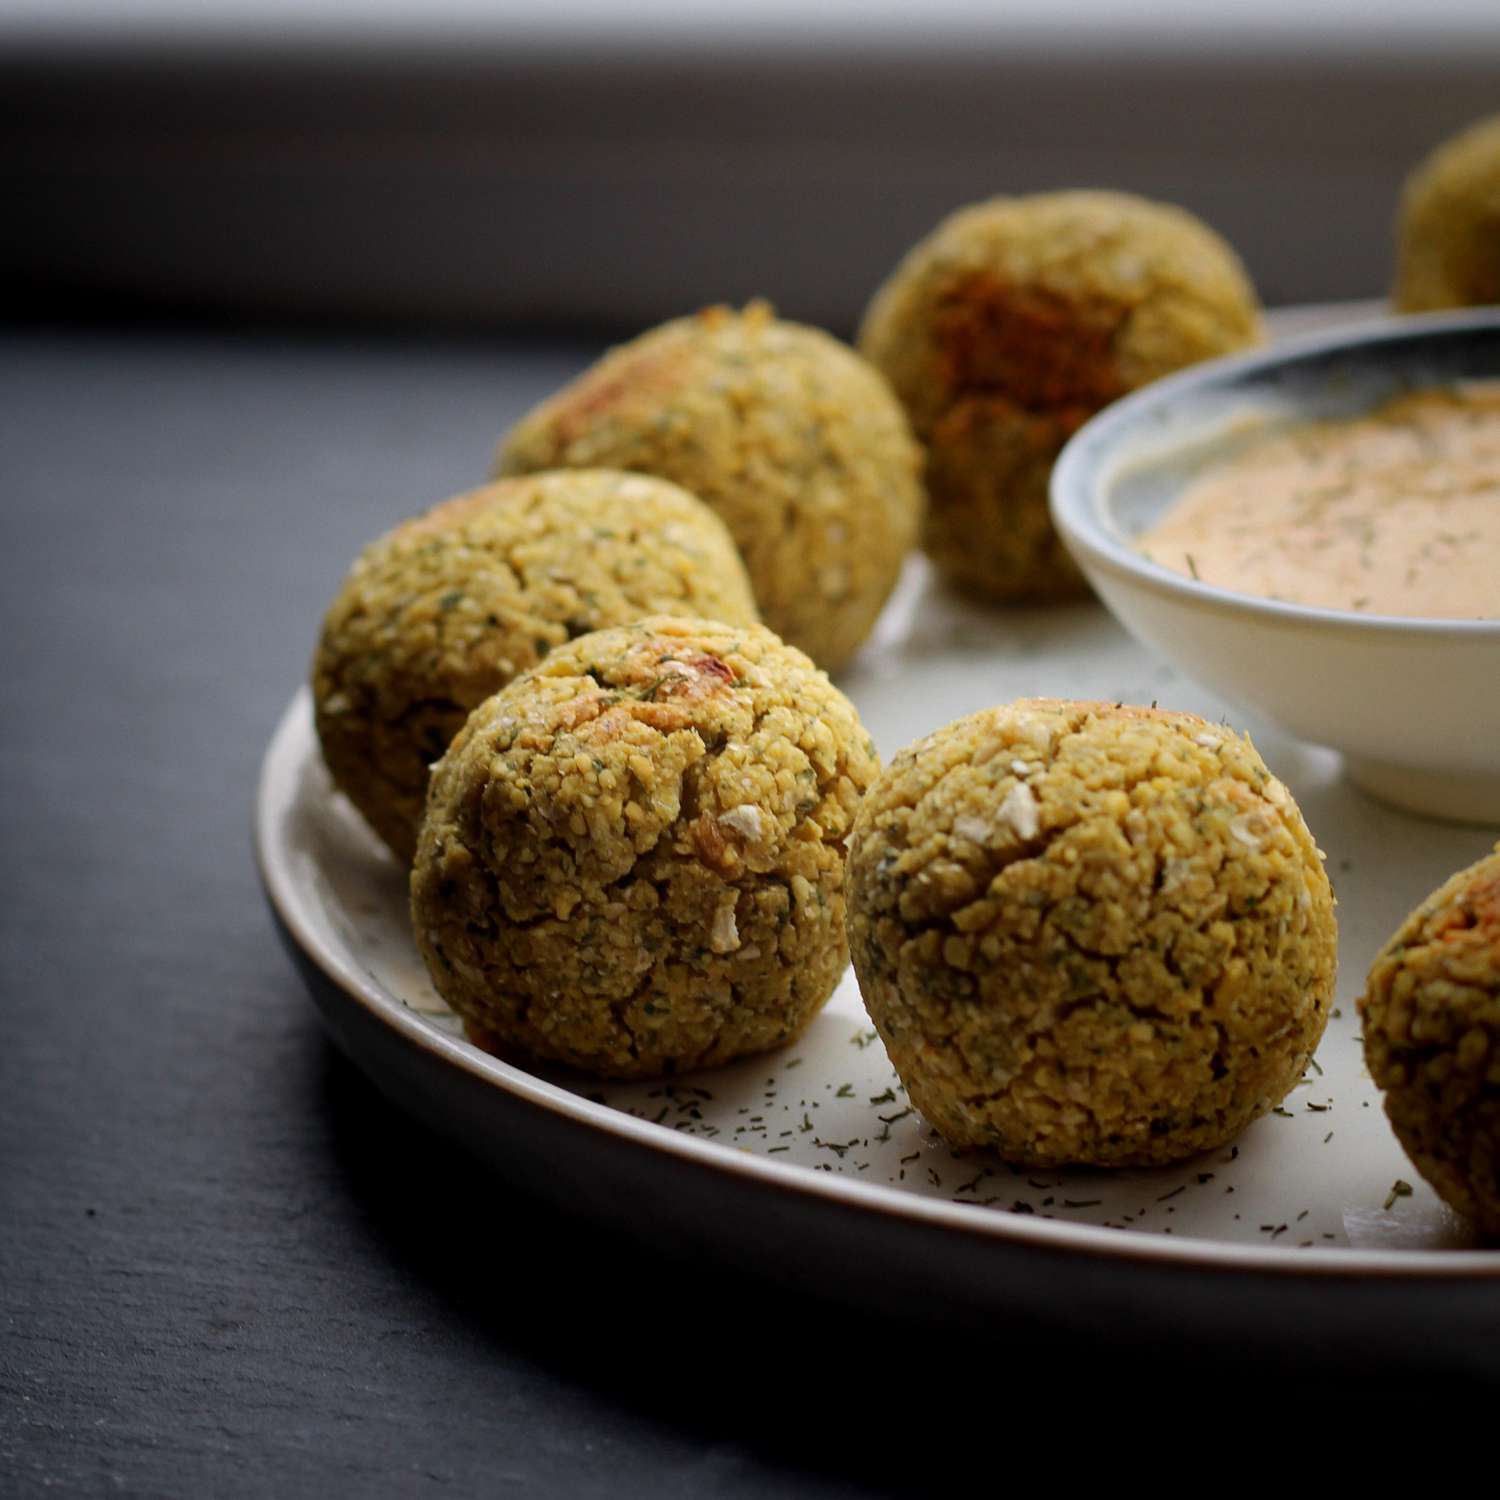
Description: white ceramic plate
258,308,1500,1363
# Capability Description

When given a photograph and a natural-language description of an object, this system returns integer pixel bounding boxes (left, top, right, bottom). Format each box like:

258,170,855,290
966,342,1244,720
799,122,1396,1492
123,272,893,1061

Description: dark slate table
1,326,1490,1497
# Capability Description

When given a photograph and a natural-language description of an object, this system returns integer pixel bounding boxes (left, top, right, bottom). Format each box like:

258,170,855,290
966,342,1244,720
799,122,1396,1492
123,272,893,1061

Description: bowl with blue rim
1050,307,1500,825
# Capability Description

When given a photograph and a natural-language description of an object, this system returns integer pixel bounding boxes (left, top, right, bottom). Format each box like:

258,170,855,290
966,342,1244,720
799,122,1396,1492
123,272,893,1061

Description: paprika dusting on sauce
1138,384,1500,619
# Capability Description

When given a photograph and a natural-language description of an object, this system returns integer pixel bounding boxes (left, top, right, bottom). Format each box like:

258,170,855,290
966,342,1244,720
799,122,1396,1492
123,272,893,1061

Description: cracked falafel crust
494,302,924,673
312,470,758,863
410,616,881,1079
845,698,1335,1167
858,191,1262,602
1360,844,1500,1237
1394,114,1500,313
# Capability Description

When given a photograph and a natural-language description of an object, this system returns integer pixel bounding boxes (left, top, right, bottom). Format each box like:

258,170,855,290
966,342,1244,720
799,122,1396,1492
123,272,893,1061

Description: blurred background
5,0,1499,336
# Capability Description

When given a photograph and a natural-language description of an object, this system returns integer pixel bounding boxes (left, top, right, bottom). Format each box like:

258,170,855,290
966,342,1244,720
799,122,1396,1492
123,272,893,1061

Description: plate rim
258,686,1500,1283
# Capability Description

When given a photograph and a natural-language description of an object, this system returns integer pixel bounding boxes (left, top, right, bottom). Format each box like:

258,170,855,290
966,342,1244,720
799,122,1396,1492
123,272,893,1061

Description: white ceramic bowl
1051,309,1500,825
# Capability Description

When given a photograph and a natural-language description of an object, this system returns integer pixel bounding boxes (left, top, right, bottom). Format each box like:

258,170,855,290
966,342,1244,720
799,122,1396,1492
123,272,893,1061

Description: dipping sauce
1138,385,1500,618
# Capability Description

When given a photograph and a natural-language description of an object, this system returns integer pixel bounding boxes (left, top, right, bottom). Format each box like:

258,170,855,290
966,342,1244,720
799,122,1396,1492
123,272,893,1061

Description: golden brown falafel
845,698,1336,1167
1360,844,1500,1237
410,616,881,1079
858,191,1262,601
1395,114,1500,313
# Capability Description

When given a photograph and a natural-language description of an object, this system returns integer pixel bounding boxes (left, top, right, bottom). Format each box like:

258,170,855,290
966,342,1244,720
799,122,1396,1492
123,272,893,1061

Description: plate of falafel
260,128,1500,1361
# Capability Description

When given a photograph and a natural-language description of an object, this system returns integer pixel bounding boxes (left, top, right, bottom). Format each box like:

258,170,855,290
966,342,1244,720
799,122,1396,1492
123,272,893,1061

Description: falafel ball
410,616,881,1079
313,470,758,863
858,191,1263,601
495,302,924,673
1360,844,1500,1237
1394,114,1500,313
845,698,1336,1167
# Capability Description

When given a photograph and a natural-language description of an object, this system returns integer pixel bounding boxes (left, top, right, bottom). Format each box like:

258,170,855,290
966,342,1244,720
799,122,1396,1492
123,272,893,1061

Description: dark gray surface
0,328,1492,1497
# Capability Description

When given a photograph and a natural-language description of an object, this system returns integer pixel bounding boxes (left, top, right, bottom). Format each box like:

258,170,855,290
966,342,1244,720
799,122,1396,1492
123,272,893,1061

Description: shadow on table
313,1038,1491,1479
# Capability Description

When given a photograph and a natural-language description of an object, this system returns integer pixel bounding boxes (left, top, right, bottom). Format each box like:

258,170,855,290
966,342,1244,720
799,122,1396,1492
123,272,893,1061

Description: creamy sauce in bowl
1137,385,1500,619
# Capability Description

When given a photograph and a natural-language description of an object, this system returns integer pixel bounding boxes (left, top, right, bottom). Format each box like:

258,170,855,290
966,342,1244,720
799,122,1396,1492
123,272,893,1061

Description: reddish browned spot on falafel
1433,872,1500,940
678,653,735,684
549,343,692,446
932,274,1125,410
